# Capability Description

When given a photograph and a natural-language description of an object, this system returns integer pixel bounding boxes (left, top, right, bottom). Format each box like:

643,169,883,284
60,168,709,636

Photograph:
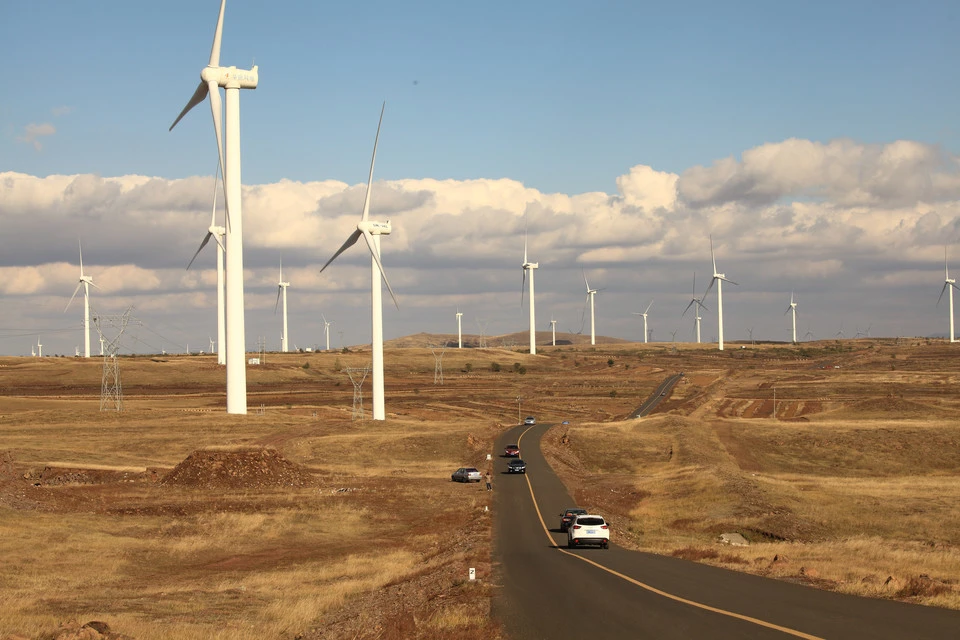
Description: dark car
504,444,521,457
559,507,588,532
507,459,526,474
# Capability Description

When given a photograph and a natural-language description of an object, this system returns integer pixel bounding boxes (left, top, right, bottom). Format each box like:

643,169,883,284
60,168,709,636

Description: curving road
491,422,960,639
628,373,683,419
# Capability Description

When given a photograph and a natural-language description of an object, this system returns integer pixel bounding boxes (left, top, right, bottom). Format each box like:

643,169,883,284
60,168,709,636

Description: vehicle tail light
573,525,581,529
601,525,608,529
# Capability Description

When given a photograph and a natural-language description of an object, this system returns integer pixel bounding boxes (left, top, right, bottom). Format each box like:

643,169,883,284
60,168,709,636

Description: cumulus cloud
16,123,56,151
3,135,960,354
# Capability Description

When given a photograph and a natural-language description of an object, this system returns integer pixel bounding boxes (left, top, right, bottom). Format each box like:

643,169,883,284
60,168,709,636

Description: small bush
609,390,617,398
464,362,473,373
513,362,522,372
334,358,342,372
491,362,501,372
607,358,614,367
302,362,310,369
517,366,526,375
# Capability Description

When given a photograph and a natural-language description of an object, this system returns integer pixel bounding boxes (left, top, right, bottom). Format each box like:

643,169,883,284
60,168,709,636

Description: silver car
451,467,482,483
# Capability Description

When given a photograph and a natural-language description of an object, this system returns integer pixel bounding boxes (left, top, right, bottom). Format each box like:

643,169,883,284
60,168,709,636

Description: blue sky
2,1,960,357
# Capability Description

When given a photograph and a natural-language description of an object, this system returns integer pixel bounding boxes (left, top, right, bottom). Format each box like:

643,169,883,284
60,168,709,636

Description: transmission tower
344,367,370,421
476,319,488,349
91,307,137,412
431,344,446,384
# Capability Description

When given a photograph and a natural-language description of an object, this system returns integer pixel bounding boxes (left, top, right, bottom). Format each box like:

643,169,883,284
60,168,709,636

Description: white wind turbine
320,103,398,422
37,337,43,358
64,240,98,358
322,314,332,351
521,231,538,355
455,309,463,349
170,0,258,414
186,163,226,366
785,292,798,344
31,343,36,357
937,247,960,343
682,272,708,343
632,300,654,344
582,271,601,345
703,235,738,351
209,336,216,354
549,317,557,346
275,258,290,353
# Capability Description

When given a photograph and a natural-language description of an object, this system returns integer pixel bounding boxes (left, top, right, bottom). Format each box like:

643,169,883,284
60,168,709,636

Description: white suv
567,514,610,549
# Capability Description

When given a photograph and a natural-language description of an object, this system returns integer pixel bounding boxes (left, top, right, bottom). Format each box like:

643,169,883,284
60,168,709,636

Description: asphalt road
491,422,960,639
628,373,683,418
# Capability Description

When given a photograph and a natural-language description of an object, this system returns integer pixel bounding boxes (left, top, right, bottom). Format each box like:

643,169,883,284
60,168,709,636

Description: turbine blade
320,229,363,273
88,281,101,290
361,229,399,309
207,80,227,229
582,270,590,292
209,158,221,228
361,102,385,223
784,305,792,315
644,299,654,314
521,267,526,308
64,282,83,313
169,81,208,131
938,282,948,306
710,235,717,273
704,277,716,299
698,300,709,312
275,286,282,315
186,231,214,271
78,239,84,276
209,0,226,67
721,276,739,286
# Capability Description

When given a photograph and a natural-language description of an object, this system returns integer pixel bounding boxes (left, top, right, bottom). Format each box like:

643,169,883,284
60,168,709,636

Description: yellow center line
516,425,825,640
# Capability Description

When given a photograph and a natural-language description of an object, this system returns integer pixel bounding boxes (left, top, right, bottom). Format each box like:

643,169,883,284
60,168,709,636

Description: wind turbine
703,235,738,351
938,246,959,343
803,326,815,341
37,337,43,358
186,162,226,366
582,271,600,345
632,300,654,344
31,343,36,357
682,272,708,344
549,317,557,346
521,230,539,355
275,258,290,353
785,292,798,344
320,103,398,421
64,240,98,358
209,336,216,354
322,314,332,351
455,309,463,349
170,0,259,414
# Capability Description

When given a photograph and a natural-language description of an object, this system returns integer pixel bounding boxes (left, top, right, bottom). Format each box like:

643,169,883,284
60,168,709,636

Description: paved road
628,373,683,419
491,422,960,639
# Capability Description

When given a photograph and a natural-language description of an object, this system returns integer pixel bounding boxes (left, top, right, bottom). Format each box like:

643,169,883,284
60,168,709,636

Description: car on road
559,507,588,532
660,391,666,396
567,514,610,548
504,444,521,457
523,416,536,425
507,459,527,474
451,467,482,483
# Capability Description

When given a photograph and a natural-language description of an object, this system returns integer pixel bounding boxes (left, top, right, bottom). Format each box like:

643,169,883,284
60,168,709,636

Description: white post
224,84,247,414
643,315,648,344
456,311,463,349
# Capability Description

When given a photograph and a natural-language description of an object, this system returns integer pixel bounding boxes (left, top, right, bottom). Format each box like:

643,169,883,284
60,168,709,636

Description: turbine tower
322,314,332,351
64,240,98,358
632,300,654,344
275,258,290,353
938,247,959,343
186,164,226,366
521,231,538,354
456,309,463,349
170,0,259,414
321,103,398,422
704,235,738,351
549,317,557,346
583,271,599,345
37,337,42,358
785,292,798,344
682,272,707,343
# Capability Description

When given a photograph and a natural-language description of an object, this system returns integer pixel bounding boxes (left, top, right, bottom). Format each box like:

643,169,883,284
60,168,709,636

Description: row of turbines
49,1,960,421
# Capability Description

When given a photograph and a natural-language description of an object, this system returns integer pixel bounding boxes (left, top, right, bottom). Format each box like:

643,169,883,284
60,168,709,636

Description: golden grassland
2,337,960,638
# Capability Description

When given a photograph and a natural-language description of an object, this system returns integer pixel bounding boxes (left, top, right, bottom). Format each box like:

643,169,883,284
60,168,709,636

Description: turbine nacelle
200,64,259,89
359,219,392,236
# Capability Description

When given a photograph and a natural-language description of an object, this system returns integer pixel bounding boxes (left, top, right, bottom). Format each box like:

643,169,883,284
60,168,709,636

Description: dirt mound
161,447,313,490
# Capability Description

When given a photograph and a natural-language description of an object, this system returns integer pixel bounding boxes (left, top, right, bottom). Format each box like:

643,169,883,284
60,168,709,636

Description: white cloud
16,123,56,151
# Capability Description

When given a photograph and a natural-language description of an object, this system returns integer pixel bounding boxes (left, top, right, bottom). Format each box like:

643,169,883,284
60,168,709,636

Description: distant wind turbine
682,272,708,344
632,300,654,344
37,337,43,358
64,240,99,358
320,102,398,421
185,162,226,366
582,271,602,345
521,229,538,354
275,258,290,353
549,317,557,346
938,246,960,343
455,309,463,349
785,292,798,344
703,235,738,351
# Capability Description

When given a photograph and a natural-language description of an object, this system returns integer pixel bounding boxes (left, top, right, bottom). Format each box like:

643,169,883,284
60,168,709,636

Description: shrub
334,358,342,372
491,362,501,372
609,390,617,398
464,362,473,373
513,362,522,372
607,358,614,367
302,362,310,369
517,366,526,375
